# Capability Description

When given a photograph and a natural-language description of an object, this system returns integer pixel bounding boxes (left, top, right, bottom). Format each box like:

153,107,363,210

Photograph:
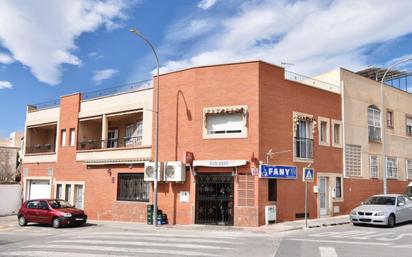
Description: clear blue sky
0,0,412,137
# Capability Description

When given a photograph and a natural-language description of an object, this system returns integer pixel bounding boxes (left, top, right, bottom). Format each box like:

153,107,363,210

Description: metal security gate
195,173,234,225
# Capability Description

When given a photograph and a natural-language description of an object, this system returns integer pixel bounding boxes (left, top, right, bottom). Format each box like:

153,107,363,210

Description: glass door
319,177,328,217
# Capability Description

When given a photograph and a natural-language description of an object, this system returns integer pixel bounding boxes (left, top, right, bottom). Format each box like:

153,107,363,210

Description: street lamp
129,28,160,226
380,56,412,194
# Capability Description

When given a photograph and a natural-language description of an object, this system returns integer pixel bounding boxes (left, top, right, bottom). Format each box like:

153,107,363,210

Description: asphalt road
275,222,412,257
0,218,278,257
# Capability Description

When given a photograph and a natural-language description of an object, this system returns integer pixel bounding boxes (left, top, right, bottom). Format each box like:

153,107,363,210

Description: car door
396,196,408,223
403,196,412,221
25,200,39,222
35,200,51,224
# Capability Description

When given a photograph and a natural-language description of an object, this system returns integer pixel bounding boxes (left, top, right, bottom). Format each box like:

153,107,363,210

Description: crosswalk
1,229,264,257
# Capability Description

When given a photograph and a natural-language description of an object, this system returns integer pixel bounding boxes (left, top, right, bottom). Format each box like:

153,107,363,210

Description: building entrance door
319,176,329,217
195,173,234,225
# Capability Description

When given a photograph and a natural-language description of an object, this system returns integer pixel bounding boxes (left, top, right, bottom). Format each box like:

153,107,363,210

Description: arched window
368,105,381,142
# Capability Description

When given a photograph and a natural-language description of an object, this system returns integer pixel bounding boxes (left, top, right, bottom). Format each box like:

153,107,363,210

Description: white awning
193,160,247,167
204,106,245,114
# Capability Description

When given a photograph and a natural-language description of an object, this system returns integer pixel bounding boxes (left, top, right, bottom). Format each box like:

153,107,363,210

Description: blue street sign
259,165,297,179
303,168,315,182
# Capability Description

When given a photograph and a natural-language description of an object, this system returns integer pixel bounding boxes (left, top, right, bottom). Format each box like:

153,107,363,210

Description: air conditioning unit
144,162,164,181
265,205,276,224
163,161,186,182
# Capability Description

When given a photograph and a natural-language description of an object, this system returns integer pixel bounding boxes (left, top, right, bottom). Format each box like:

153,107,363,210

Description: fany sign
259,165,297,179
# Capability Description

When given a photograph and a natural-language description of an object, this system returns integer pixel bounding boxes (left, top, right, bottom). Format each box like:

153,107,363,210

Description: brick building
21,61,345,226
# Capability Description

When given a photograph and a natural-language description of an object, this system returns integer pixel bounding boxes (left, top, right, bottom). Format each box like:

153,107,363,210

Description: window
74,185,84,209
203,106,247,139
407,160,412,180
295,118,313,159
332,120,342,147
117,173,149,202
335,177,342,198
345,144,361,176
268,179,277,202
69,128,75,146
238,174,255,206
387,110,394,128
368,105,381,142
125,121,143,146
406,116,412,135
26,200,39,209
386,157,398,179
61,129,66,147
318,117,330,146
65,184,72,203
56,184,63,199
370,156,378,178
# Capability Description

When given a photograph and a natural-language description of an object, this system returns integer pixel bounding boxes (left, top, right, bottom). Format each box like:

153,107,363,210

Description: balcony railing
368,126,381,142
77,137,143,151
294,137,313,159
26,144,56,154
81,80,152,101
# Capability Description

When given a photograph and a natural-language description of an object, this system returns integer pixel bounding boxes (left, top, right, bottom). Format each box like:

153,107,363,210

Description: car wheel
387,214,396,228
18,216,27,226
52,218,61,229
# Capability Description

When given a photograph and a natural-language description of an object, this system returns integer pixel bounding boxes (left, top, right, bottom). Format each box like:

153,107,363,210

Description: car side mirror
398,202,405,207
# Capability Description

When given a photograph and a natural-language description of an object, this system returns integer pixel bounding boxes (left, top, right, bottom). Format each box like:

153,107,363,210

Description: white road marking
287,238,391,246
376,233,412,241
83,231,237,239
73,235,239,244
393,244,412,248
319,247,338,257
2,251,136,257
22,244,224,257
50,239,234,250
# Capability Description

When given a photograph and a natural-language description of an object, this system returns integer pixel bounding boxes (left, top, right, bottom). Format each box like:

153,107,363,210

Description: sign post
303,167,315,228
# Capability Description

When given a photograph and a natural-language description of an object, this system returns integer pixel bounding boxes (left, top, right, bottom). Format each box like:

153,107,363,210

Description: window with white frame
386,157,398,179
345,144,361,176
406,116,412,135
335,177,342,198
69,128,75,146
125,121,143,146
318,117,329,146
370,155,378,178
61,129,66,147
407,160,412,180
332,120,342,147
55,182,85,209
204,106,247,138
368,105,381,142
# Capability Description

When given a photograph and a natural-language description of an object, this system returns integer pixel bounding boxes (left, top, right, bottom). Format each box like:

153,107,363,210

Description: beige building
316,68,412,212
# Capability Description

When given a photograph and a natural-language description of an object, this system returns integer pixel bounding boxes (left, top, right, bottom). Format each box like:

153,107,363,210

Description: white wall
0,184,21,216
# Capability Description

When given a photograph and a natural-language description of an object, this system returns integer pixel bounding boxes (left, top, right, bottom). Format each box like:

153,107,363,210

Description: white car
350,194,412,227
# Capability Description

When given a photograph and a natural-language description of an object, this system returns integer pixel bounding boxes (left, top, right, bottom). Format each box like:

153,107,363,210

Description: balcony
368,126,381,143
294,137,313,159
25,124,57,155
76,111,149,164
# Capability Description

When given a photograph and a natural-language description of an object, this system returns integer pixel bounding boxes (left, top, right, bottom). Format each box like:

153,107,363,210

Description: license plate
75,218,84,221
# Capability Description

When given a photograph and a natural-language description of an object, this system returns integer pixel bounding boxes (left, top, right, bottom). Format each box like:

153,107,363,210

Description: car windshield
364,196,396,205
48,200,73,209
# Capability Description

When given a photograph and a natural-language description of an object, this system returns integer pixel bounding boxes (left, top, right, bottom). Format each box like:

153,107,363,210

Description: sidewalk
259,215,350,233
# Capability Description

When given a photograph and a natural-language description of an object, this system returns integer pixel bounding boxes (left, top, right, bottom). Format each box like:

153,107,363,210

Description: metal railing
27,99,60,112
368,126,381,142
384,72,412,93
25,144,56,154
81,80,152,101
285,70,340,93
77,137,143,150
294,137,313,159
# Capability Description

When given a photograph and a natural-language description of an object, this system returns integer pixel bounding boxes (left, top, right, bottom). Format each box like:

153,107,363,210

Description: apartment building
154,61,343,226
316,68,412,213
21,84,153,221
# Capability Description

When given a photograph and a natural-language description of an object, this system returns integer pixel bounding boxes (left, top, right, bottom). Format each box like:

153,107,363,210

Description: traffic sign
303,167,315,182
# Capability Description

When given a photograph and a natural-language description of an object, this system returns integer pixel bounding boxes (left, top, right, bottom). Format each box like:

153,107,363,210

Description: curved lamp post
129,28,160,226
380,56,412,194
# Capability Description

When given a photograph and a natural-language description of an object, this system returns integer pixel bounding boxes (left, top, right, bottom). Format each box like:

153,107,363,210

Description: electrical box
144,162,164,181
163,161,186,182
265,205,276,224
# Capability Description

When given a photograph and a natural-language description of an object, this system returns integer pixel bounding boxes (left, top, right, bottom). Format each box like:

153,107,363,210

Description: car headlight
350,210,357,215
374,211,386,216
63,213,72,218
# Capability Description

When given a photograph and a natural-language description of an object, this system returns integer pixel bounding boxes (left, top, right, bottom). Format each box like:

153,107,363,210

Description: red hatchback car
18,199,87,228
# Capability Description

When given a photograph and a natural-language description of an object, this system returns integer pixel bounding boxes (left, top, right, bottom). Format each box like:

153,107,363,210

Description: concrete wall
0,184,21,216
26,107,60,126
